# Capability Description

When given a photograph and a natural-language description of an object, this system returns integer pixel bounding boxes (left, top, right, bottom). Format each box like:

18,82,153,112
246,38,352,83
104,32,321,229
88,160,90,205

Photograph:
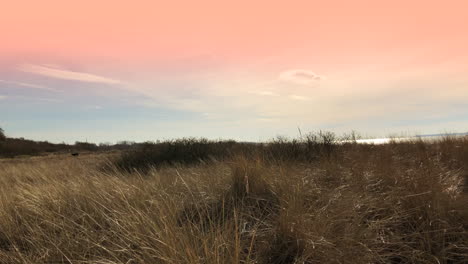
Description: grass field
0,137,467,263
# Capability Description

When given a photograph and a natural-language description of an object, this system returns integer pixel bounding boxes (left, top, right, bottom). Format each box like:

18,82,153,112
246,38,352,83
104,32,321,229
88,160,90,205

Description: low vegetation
0,127,138,158
111,131,339,172
0,133,467,263
112,138,238,172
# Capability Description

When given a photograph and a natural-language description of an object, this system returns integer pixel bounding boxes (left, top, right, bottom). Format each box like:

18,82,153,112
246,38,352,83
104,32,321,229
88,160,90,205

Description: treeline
0,137,108,158
0,128,140,157
0,126,355,160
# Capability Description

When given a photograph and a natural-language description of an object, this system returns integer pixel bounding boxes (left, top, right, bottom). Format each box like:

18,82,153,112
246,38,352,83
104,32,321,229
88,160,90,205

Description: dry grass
0,138,467,263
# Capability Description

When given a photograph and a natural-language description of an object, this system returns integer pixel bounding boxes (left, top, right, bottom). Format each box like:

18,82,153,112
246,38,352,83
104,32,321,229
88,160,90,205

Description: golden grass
0,139,467,263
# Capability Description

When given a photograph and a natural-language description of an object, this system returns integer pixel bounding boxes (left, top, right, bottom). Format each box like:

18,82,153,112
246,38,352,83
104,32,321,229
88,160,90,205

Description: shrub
263,131,337,163
112,138,237,172
0,127,5,141
111,132,341,173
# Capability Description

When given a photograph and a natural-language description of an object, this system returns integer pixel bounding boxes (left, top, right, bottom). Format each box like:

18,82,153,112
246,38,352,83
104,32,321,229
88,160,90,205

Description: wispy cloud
18,64,121,84
0,79,60,92
202,112,220,120
247,90,279,96
279,69,324,85
257,118,277,122
289,94,311,101
84,105,103,110
13,95,63,103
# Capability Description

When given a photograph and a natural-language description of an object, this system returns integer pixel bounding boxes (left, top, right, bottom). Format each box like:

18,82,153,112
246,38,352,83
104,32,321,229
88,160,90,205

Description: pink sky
2,0,467,67
1,0,468,142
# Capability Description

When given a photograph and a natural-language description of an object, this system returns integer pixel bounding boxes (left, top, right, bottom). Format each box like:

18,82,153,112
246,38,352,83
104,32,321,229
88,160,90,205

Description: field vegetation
0,132,467,263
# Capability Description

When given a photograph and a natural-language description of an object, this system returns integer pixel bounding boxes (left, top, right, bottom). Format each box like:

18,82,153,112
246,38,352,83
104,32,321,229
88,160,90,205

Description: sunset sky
1,0,467,143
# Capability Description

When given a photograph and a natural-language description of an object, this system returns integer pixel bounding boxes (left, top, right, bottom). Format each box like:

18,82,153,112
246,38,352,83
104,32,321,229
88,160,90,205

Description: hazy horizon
1,0,467,143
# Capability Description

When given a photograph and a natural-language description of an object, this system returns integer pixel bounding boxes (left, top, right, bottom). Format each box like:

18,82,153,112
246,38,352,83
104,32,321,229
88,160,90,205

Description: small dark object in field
71,153,79,156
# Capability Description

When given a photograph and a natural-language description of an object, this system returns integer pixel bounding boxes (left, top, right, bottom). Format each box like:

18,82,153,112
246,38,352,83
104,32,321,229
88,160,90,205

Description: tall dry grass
0,137,467,263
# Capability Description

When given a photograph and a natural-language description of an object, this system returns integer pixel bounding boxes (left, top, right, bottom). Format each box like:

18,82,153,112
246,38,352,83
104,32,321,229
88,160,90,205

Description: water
354,133,468,145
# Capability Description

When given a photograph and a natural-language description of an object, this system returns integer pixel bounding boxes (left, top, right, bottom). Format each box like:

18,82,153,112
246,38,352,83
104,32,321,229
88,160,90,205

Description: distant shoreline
415,132,468,138
353,132,468,145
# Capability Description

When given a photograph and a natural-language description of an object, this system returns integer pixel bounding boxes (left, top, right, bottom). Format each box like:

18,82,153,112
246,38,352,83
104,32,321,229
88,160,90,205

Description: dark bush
111,132,340,173
0,138,72,157
262,131,337,163
112,138,238,172
0,127,5,141
74,142,99,151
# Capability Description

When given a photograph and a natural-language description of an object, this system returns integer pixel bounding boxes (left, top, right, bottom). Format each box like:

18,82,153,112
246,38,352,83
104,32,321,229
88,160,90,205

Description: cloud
289,94,311,101
0,79,60,92
279,69,324,85
248,90,279,96
0,95,6,100
257,118,277,122
18,64,121,84
202,112,220,120
13,95,63,103
83,105,104,110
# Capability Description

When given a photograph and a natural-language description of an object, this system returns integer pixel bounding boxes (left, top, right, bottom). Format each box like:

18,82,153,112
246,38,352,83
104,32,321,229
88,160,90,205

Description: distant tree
0,127,5,141
74,141,98,151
